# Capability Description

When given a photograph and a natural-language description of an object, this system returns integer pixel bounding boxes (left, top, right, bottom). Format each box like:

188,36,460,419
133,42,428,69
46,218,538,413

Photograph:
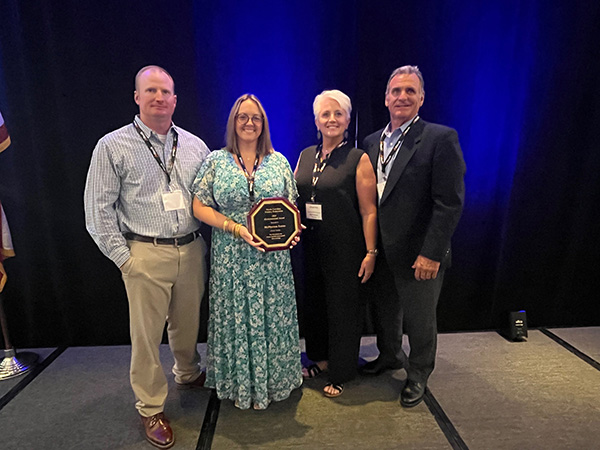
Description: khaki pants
121,237,207,417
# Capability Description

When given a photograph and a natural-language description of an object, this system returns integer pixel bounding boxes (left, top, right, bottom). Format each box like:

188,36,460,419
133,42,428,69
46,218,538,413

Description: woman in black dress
294,90,377,397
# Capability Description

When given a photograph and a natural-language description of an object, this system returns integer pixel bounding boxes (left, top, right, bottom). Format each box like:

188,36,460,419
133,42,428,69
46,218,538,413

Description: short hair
225,94,273,157
313,89,352,120
134,65,175,93
385,65,424,95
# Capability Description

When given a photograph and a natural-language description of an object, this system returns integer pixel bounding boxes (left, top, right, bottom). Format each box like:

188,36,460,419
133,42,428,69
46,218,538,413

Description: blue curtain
0,0,598,346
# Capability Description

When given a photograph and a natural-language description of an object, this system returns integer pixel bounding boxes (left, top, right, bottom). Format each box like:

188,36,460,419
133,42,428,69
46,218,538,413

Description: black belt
124,231,199,247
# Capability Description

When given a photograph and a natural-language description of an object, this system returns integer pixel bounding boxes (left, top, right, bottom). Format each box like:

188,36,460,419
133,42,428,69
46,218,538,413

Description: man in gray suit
361,65,466,407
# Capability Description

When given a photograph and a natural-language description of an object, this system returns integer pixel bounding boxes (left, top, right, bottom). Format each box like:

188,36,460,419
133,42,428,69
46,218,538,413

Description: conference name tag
377,181,386,200
162,190,185,211
305,203,323,221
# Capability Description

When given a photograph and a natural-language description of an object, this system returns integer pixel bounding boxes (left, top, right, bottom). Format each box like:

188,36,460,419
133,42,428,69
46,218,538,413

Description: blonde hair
134,65,175,92
225,94,273,157
313,89,352,120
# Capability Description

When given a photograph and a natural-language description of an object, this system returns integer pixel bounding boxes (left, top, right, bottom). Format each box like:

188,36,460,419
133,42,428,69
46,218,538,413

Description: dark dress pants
370,253,444,384
302,231,363,385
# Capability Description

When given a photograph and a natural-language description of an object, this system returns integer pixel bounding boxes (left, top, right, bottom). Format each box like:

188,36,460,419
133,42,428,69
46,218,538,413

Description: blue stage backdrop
190,0,360,159
0,0,598,346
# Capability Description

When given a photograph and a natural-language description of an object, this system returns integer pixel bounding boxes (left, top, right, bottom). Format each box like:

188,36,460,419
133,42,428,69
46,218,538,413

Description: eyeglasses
236,113,264,125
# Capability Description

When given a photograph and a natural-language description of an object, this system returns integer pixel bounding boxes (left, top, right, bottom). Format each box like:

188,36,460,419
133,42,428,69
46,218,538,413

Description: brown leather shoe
176,371,206,390
140,412,174,449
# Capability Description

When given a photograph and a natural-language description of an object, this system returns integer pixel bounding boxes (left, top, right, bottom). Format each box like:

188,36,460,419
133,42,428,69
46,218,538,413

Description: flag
0,111,14,290
0,202,15,292
0,111,10,153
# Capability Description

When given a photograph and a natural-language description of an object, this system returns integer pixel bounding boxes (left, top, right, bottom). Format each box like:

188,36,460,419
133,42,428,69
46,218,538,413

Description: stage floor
1,328,598,449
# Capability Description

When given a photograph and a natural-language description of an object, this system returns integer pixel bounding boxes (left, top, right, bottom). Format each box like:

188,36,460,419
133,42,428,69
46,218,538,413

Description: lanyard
379,115,419,175
310,140,346,202
236,153,260,203
133,120,178,184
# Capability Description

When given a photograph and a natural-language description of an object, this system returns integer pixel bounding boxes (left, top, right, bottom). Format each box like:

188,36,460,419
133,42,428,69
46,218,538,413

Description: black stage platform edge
539,328,600,371
0,346,67,412
196,388,220,450
424,387,469,450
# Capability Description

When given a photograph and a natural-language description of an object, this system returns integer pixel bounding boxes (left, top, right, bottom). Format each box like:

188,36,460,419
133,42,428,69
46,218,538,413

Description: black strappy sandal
323,382,344,398
302,363,324,379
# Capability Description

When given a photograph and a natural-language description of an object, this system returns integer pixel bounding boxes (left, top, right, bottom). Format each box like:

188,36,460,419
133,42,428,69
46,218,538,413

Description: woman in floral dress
192,94,302,410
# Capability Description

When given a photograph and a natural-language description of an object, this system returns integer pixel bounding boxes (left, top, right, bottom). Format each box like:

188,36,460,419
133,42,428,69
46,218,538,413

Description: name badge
162,190,186,211
305,202,323,221
377,181,386,200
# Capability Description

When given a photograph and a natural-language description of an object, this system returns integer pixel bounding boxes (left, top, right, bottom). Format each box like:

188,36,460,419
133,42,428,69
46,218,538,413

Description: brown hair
225,94,273,157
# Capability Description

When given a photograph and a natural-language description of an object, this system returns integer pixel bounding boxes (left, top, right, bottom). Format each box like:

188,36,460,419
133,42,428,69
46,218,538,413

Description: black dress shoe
360,358,403,376
400,380,425,407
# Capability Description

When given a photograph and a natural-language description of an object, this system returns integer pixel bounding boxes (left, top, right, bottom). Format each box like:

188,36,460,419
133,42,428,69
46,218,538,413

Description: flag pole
0,292,38,380
0,111,38,379
0,294,36,379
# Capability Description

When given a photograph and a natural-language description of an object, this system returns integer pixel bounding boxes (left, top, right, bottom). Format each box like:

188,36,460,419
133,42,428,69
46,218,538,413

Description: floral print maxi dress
192,149,302,409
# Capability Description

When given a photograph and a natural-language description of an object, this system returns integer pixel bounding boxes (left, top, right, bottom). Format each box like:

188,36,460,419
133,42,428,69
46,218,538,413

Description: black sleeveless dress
295,142,366,384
